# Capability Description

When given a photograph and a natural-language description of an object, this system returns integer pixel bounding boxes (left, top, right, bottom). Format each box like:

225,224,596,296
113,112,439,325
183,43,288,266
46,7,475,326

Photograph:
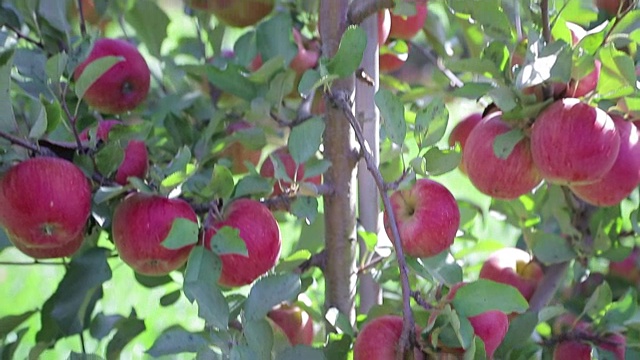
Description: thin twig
357,255,385,274
60,82,84,151
76,0,87,37
331,92,416,359
0,260,67,266
541,0,551,43
0,131,41,153
347,0,395,26
297,249,327,273
4,24,44,49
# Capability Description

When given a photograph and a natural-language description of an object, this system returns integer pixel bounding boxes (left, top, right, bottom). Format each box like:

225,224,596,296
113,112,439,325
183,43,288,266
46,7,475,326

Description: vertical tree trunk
319,0,358,323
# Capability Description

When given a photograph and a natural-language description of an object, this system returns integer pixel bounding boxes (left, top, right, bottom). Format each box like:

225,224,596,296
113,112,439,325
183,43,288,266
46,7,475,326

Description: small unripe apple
463,112,543,199
553,340,592,360
530,98,620,185
384,179,460,258
378,10,391,45
353,315,424,360
0,157,91,259
80,119,149,185
479,247,544,301
259,147,322,196
218,120,262,174
570,116,640,206
112,193,198,276
388,1,428,40
188,0,275,27
608,247,640,285
74,38,150,114
448,112,482,174
205,198,281,287
267,303,314,346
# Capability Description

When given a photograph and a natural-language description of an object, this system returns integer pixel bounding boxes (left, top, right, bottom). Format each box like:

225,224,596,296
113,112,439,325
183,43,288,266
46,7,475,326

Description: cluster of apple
378,0,428,72
352,247,543,359
551,313,626,360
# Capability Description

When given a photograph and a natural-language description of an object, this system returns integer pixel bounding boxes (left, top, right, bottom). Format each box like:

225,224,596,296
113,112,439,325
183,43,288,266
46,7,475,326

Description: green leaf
358,229,378,252
417,252,463,286
298,69,322,96
584,282,612,318
244,319,273,360
275,250,312,272
134,273,173,288
290,196,319,224
495,310,538,356
202,63,258,101
530,233,577,265
288,117,324,165
123,0,169,57
1,328,28,360
94,186,127,204
244,274,301,321
183,247,229,329
164,145,192,176
256,12,297,66
493,129,524,159
45,52,68,90
209,166,235,199
278,346,325,360
424,147,461,176
600,288,636,327
235,175,273,197
95,142,125,176
208,226,248,256
326,26,367,78
75,56,123,100
414,98,449,148
41,96,63,133
106,312,146,360
596,44,637,99
451,279,529,317
89,313,125,340
161,218,199,250
37,0,70,34
159,290,181,307
146,326,209,357
375,88,406,146
0,49,16,132
0,310,37,339
28,103,47,139
448,0,514,41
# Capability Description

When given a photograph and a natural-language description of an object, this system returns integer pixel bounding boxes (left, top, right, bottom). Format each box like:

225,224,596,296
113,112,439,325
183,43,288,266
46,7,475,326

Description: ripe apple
74,38,150,114
259,147,322,196
378,10,391,45
267,303,314,346
479,247,544,301
112,193,198,276
570,116,640,206
379,42,410,73
594,0,633,15
530,98,620,185
598,332,626,360
463,112,543,199
553,340,592,360
353,315,424,360
384,178,460,258
204,198,281,287
0,157,91,259
567,60,601,98
608,247,640,285
218,120,262,174
388,0,428,40
188,0,274,27
80,119,149,185
447,112,483,174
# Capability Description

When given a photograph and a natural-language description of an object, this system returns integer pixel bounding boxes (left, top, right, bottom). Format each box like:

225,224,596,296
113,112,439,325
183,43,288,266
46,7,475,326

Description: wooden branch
0,131,41,153
347,0,395,26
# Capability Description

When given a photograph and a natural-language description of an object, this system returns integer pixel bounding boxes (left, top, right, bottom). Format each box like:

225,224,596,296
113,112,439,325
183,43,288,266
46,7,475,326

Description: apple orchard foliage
0,0,640,359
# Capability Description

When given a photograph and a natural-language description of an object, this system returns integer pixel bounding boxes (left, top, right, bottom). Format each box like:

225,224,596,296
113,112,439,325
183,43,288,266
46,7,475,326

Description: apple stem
76,0,87,37
347,0,395,26
0,260,67,266
0,131,41,153
332,91,417,359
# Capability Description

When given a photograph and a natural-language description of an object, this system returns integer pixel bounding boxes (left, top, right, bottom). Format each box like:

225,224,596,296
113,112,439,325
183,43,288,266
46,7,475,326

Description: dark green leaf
0,49,16,132
375,88,406,145
244,274,301,321
414,98,449,148
256,12,297,65
596,44,637,99
424,147,461,176
202,63,258,101
531,233,577,265
134,273,173,288
183,247,229,329
164,145,192,176
161,218,199,250
493,129,524,159
208,166,235,199
94,186,127,204
600,288,636,327
95,142,125,176
290,196,319,224
326,26,366,78
495,311,538,356
584,282,613,318
75,56,123,100
244,319,273,360
323,333,351,360
28,103,46,139
68,353,104,360
146,326,209,357
235,175,273,197
89,313,125,340
208,226,248,256
452,279,529,317
278,345,325,360
123,0,169,57
105,313,145,360
288,117,324,165
0,310,37,339
160,290,182,307
1,328,28,360
38,0,69,33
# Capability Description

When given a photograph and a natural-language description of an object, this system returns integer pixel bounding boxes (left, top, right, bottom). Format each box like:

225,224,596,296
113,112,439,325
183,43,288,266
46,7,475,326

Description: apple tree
0,0,639,359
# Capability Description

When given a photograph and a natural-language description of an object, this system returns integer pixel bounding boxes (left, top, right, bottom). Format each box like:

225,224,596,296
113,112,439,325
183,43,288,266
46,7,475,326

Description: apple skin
259,147,322,196
188,0,274,27
553,340,592,360
608,247,640,285
384,179,460,258
112,193,198,276
598,332,626,360
379,42,410,73
378,10,391,45
205,198,281,287
80,119,149,185
594,0,633,15
567,60,601,98
570,116,640,206
388,0,428,40
219,120,262,174
448,112,483,174
479,247,544,301
353,315,424,360
463,112,543,199
74,38,150,114
530,98,620,185
0,157,91,259
267,304,314,346
289,28,320,76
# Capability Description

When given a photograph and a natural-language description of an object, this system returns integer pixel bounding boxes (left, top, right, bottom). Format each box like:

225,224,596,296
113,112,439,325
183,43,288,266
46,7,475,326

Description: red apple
530,98,620,185
218,120,262,174
74,38,150,114
80,119,149,185
0,157,91,259
379,42,410,73
597,332,626,360
567,60,601,98
608,247,640,284
267,303,314,346
463,112,543,199
289,28,320,76
594,0,633,15
112,193,198,276
204,198,281,287
570,116,640,206
384,179,460,258
259,147,322,196
553,340,592,360
388,1,428,40
378,10,391,45
353,315,424,360
448,112,483,174
479,247,544,301
188,0,274,27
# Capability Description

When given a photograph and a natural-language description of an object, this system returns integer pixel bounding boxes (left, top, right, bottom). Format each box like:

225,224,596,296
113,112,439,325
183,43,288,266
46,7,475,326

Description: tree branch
347,0,395,26
0,131,41,153
4,24,44,49
76,0,87,37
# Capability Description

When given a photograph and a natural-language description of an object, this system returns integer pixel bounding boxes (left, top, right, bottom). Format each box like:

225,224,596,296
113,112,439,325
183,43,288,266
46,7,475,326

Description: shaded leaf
75,56,122,100
146,326,209,357
183,247,229,329
161,218,199,250
326,26,366,78
375,88,406,145
208,226,248,256
244,274,301,321
288,117,324,165
452,279,529,317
